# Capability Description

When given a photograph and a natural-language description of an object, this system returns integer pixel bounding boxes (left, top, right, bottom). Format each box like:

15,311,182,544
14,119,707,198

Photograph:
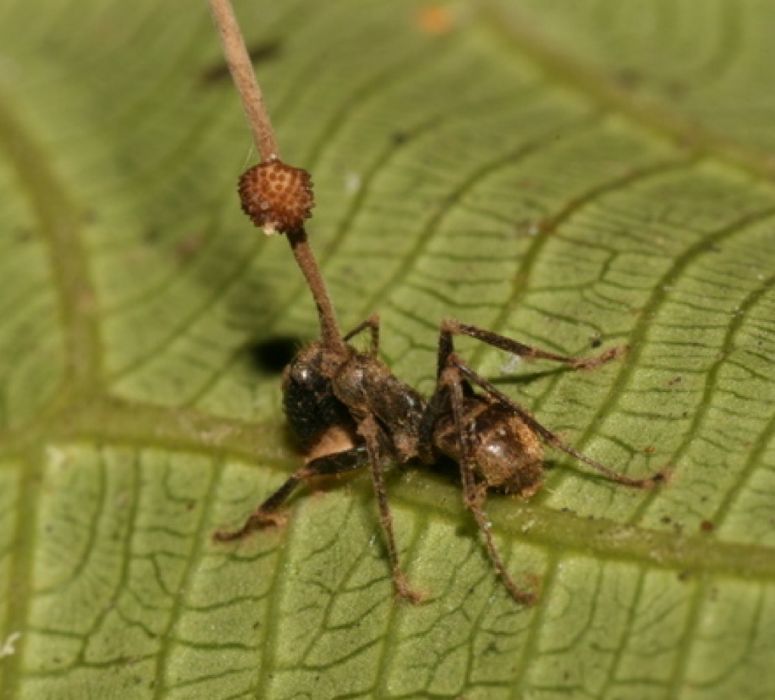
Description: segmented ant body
215,161,665,604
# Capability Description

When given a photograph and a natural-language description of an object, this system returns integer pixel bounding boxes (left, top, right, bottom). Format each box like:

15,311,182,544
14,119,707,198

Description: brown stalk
207,0,279,161
207,0,345,351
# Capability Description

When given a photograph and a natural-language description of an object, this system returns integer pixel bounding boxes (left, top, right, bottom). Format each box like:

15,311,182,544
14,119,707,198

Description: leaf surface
1,1,775,698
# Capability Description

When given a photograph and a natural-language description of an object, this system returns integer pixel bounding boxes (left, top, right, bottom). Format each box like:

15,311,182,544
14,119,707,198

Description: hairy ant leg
440,319,625,372
343,314,380,357
357,414,422,603
451,358,666,489
416,386,447,464
213,445,369,542
440,363,537,605
438,320,663,487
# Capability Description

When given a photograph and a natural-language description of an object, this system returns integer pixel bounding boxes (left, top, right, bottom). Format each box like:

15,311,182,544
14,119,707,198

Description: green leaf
2,1,775,698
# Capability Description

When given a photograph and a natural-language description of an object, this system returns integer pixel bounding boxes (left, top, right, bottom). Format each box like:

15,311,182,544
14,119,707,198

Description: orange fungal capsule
238,158,314,235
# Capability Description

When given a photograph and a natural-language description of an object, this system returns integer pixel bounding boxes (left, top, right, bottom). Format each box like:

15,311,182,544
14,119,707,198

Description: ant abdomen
434,399,544,498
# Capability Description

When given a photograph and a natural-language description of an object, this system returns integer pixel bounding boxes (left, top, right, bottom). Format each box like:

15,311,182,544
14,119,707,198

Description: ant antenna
208,0,346,352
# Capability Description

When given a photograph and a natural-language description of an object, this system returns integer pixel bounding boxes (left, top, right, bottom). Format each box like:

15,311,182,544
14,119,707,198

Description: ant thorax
332,353,426,463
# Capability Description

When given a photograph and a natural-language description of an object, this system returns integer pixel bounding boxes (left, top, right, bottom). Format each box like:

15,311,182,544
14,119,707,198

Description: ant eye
238,159,314,235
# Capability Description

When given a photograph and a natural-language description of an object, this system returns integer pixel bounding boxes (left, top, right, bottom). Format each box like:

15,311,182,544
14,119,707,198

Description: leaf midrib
0,397,770,585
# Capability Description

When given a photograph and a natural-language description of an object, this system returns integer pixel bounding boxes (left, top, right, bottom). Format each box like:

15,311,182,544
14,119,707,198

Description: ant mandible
213,159,666,605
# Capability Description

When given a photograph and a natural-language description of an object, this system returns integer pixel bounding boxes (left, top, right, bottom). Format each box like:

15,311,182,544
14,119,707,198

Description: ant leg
214,446,369,541
450,355,667,489
442,365,537,605
439,319,624,373
344,313,380,357
417,387,447,463
357,415,422,603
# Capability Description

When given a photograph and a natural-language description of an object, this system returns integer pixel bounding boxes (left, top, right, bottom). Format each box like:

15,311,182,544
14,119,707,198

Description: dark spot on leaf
391,130,410,145
700,519,715,533
200,39,282,84
615,67,643,90
14,228,32,243
454,523,469,537
590,335,603,349
247,336,299,374
144,228,161,244
664,80,688,99
175,232,206,262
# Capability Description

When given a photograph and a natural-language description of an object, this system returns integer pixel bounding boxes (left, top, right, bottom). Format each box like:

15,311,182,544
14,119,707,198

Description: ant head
282,342,355,447
238,158,314,235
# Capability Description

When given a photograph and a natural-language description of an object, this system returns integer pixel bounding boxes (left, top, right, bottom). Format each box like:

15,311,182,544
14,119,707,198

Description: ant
205,0,666,603
213,158,666,605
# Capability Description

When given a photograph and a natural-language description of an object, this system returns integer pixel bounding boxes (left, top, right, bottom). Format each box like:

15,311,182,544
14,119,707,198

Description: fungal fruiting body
238,158,314,235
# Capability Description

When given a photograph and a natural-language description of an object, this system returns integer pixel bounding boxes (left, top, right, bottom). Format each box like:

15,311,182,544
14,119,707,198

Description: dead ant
213,159,666,605
205,0,665,603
